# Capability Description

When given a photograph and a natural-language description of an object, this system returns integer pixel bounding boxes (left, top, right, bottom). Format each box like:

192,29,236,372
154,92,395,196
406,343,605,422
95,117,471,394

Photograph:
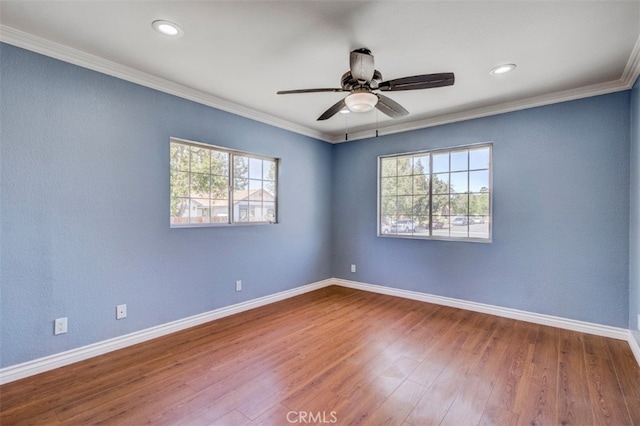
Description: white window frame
170,137,278,228
378,142,492,242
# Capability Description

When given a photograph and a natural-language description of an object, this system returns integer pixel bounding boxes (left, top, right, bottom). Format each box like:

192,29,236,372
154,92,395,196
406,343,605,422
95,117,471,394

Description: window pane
249,179,262,200
211,151,228,176
412,195,429,217
413,174,429,195
381,216,394,235
431,214,447,233
249,157,262,180
170,197,190,224
397,156,412,175
263,160,276,181
412,155,430,174
263,202,276,222
470,193,490,215
432,194,451,216
432,173,450,194
450,219,469,238
397,196,413,216
469,217,489,239
469,170,489,192
190,147,210,174
450,194,468,215
234,200,248,222
414,216,428,234
396,196,413,217
234,156,249,178
397,176,413,195
170,144,190,171
211,176,228,199
450,171,468,194
264,180,276,197
381,177,397,197
470,147,491,170
234,177,248,191
450,150,468,172
381,157,397,177
211,199,229,223
432,152,449,173
433,216,450,238
190,173,210,197
171,171,189,197
249,179,262,190
381,196,397,218
190,198,211,224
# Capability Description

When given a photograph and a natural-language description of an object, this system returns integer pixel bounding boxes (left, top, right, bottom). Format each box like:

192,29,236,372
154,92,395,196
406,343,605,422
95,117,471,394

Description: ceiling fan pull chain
345,109,349,141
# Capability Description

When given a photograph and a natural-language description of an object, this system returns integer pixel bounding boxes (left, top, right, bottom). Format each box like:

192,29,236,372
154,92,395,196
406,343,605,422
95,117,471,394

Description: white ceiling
1,1,639,142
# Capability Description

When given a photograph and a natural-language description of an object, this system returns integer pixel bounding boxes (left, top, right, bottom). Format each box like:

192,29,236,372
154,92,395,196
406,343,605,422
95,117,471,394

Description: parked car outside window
391,219,417,232
452,216,468,226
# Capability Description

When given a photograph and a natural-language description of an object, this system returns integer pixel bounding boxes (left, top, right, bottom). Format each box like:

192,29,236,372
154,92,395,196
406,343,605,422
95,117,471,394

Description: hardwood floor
1,286,639,425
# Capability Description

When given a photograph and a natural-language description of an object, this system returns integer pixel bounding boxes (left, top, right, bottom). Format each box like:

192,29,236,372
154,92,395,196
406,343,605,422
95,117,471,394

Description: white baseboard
333,279,629,340
2,277,638,384
333,278,640,367
0,279,332,385
629,333,640,367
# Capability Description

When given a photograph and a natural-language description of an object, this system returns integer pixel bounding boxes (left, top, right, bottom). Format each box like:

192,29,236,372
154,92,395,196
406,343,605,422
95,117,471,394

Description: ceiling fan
277,48,455,121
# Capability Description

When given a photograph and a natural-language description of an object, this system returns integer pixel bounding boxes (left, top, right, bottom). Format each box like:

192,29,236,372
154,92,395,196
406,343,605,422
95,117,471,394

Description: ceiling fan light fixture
490,63,516,75
345,92,378,112
152,20,183,37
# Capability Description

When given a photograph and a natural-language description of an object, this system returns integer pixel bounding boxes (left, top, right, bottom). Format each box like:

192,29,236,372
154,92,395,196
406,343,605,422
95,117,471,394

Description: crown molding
2,25,639,145
622,33,640,87
331,78,631,143
0,25,330,142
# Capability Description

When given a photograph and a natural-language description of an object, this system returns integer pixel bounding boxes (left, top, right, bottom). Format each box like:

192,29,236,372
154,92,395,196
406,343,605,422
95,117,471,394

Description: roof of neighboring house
189,188,275,207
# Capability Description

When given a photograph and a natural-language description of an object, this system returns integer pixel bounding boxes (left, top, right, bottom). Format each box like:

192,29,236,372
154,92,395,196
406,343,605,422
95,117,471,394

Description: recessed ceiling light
490,64,516,76
152,20,183,37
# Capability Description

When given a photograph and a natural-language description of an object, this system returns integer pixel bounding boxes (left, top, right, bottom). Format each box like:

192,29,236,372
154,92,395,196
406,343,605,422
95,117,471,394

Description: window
379,143,492,241
170,138,278,227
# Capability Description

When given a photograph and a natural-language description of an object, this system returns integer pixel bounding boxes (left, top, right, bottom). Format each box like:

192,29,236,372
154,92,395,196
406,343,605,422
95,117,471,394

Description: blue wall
0,44,333,368
631,78,640,346
333,93,630,328
0,42,636,369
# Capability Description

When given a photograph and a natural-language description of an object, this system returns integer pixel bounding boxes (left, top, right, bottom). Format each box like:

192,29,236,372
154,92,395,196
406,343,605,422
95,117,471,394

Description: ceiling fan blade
375,94,409,118
350,49,375,83
378,72,455,91
317,98,347,121
277,88,346,95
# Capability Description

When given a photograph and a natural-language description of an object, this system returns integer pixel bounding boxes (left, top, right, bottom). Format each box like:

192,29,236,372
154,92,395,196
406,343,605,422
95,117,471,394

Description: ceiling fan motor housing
341,70,383,91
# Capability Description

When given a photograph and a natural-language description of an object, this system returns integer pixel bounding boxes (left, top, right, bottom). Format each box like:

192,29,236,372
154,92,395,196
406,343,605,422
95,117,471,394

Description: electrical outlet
351,264,356,273
116,304,127,320
637,314,640,331
54,317,68,335
236,280,242,292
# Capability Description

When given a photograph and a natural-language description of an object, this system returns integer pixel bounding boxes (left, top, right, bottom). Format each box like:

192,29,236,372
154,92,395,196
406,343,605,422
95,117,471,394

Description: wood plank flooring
1,286,639,425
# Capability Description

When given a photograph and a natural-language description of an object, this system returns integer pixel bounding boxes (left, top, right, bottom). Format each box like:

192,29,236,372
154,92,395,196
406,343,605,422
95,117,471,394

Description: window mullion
428,154,433,237
229,153,234,224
